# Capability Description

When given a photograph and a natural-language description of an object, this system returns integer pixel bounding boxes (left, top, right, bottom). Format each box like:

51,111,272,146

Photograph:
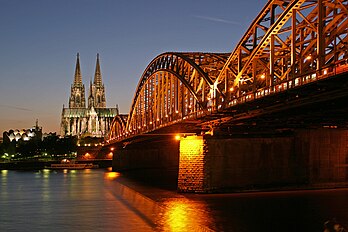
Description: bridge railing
223,60,348,108
108,60,348,143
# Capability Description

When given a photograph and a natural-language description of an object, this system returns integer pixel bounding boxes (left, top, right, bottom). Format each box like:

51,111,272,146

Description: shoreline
0,160,112,170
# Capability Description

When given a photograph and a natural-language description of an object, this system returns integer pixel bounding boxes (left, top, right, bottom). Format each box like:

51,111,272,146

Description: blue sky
0,0,266,134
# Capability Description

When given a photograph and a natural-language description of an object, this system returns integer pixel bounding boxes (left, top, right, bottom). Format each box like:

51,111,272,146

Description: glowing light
176,110,179,114
175,135,181,141
229,87,234,92
305,55,312,61
165,115,168,118
110,147,115,151
107,152,113,158
104,172,120,180
164,201,190,231
1,170,8,176
260,74,266,79
179,136,203,161
149,121,153,124
161,198,212,231
157,118,160,121
323,69,328,75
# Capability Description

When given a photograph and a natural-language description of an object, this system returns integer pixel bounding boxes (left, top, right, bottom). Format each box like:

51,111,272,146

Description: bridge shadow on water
105,169,348,232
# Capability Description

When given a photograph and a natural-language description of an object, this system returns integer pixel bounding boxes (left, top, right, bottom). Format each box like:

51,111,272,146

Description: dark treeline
0,134,77,161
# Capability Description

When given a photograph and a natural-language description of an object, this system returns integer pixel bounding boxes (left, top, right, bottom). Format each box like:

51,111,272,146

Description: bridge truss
107,0,348,143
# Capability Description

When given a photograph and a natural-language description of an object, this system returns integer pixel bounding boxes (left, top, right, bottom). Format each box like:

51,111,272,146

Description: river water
1,169,348,232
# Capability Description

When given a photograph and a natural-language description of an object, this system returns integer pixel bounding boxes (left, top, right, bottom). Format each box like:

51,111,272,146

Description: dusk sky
0,0,266,134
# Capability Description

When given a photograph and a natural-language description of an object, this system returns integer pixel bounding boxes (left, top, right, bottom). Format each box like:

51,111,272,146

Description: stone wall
112,138,180,184
177,136,207,192
111,129,348,193
177,129,348,192
296,129,348,186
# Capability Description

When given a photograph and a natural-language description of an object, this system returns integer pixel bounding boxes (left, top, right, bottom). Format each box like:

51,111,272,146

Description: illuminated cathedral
60,53,118,138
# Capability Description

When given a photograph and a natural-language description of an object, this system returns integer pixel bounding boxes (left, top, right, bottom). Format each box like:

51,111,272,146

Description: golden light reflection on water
1,170,8,175
160,198,216,232
104,172,120,180
1,170,8,186
42,169,50,178
41,169,50,201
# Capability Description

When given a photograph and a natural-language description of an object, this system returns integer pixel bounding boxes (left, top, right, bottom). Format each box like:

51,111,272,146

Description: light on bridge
175,135,181,141
305,55,312,62
110,147,115,151
229,87,234,92
260,74,266,79
107,152,113,159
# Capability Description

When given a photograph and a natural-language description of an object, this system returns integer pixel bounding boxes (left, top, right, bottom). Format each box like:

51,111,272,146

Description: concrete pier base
177,129,348,192
111,129,348,193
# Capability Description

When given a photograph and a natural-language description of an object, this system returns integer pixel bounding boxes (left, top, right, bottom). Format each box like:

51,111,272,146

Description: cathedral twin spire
69,53,106,109
74,53,83,85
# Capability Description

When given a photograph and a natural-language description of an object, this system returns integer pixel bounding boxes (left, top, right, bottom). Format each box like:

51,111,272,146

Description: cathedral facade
60,53,118,138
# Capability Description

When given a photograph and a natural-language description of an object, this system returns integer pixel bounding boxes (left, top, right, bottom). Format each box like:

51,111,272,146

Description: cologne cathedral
60,53,118,138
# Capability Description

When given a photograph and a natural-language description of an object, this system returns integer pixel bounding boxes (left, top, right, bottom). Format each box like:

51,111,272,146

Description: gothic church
60,53,118,138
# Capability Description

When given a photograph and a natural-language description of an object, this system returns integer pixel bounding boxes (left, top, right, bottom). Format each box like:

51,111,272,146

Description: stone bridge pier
110,128,348,193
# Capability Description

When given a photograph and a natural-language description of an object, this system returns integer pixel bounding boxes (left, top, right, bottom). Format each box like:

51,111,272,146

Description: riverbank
0,160,112,170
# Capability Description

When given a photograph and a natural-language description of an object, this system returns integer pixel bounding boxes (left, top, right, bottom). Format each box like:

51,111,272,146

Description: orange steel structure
107,0,348,143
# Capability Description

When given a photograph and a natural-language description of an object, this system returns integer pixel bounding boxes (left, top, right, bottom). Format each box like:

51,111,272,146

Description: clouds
0,104,33,112
193,15,242,26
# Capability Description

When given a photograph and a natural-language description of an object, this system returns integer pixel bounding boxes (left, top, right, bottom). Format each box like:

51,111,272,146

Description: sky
0,0,267,134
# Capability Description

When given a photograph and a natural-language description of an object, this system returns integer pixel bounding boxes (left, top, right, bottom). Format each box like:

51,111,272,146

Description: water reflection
1,169,348,232
104,171,120,180
161,198,216,231
41,169,50,201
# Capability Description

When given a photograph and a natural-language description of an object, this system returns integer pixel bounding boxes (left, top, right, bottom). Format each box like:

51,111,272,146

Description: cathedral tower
69,53,86,108
88,54,106,109
61,53,118,138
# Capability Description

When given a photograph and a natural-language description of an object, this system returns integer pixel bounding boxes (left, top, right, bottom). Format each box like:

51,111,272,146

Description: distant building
3,120,42,143
60,53,118,138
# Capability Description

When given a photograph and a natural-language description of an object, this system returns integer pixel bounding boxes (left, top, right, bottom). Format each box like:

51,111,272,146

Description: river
1,169,347,231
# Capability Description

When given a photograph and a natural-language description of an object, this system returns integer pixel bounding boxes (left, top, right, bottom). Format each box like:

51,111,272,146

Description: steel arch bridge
107,0,348,143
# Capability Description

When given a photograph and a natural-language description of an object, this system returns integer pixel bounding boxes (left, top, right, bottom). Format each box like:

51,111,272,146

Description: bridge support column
177,135,209,192
178,129,348,193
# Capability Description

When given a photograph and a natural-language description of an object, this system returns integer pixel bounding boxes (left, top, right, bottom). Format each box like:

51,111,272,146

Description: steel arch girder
215,0,307,89
108,115,127,141
126,52,218,130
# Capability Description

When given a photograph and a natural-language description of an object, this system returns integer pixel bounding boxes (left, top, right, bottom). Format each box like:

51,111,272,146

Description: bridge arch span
107,114,128,142
107,0,348,143
215,0,348,104
109,52,228,140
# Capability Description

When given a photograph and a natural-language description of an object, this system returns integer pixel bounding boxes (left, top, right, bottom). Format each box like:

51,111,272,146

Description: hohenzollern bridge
102,0,348,193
